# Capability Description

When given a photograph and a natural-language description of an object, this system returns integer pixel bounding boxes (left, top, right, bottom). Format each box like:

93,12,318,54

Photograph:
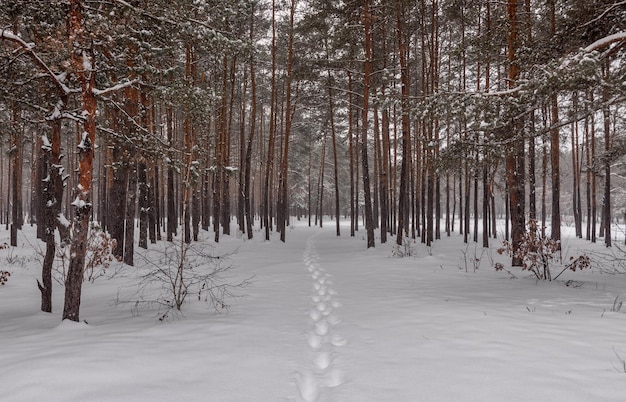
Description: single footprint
294,371,319,402
315,320,329,336
306,332,322,350
324,368,345,388
309,309,321,322
314,351,332,371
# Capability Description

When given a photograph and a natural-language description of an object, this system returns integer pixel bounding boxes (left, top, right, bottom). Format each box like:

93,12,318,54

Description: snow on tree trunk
63,0,97,322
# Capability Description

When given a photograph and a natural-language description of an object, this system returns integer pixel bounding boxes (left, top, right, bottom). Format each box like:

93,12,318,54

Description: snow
70,196,86,209
77,131,89,150
1,222,626,401
583,31,626,53
57,213,70,228
92,79,139,97
82,52,92,72
41,135,52,151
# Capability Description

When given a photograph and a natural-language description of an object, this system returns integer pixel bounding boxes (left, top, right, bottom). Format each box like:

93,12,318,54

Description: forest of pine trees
1,0,625,320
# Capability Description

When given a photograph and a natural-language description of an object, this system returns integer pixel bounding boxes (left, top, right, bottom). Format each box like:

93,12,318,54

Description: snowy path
294,231,346,401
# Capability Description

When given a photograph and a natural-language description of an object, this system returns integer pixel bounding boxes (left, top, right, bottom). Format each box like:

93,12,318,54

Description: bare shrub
392,239,417,258
587,242,626,275
120,243,252,321
612,347,626,373
459,243,490,273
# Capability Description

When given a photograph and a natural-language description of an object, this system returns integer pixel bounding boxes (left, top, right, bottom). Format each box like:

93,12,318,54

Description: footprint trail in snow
294,233,346,402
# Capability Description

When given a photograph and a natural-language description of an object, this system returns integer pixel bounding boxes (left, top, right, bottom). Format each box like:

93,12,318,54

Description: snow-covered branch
460,32,625,100
583,31,626,53
92,79,140,97
0,30,72,95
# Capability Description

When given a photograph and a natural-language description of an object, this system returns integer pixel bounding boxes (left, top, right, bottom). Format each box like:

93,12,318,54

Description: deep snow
1,221,626,401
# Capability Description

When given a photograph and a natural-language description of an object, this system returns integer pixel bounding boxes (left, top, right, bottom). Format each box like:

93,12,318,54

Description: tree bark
10,103,22,247
549,0,561,245
263,0,277,241
166,107,177,242
244,8,257,240
222,57,235,237
123,162,137,266
348,72,355,237
506,0,525,266
63,0,97,322
149,167,157,244
361,0,375,248
602,62,612,247
396,0,411,247
138,162,148,249
277,0,296,242
326,63,341,237
39,95,68,313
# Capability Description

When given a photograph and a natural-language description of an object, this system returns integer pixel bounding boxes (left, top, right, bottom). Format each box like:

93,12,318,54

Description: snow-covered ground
1,221,626,401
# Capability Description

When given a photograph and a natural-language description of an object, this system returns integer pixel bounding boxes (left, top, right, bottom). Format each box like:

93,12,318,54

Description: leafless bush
120,242,252,321
392,239,417,258
612,347,626,373
588,242,626,275
459,243,490,273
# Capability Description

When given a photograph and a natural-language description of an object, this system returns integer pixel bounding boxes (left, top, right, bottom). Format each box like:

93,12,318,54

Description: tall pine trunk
39,95,68,313
277,0,296,242
166,107,177,242
63,0,97,322
244,9,257,240
396,0,411,247
602,61,612,247
263,0,277,241
361,0,375,248
348,72,356,237
138,162,149,249
327,64,341,237
506,0,525,266
549,0,561,245
123,162,137,266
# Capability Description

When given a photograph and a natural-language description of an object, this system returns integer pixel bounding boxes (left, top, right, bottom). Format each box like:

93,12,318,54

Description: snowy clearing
1,222,626,401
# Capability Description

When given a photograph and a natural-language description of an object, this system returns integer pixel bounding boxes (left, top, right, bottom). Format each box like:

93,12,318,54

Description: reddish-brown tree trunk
63,0,97,322
506,0,525,266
